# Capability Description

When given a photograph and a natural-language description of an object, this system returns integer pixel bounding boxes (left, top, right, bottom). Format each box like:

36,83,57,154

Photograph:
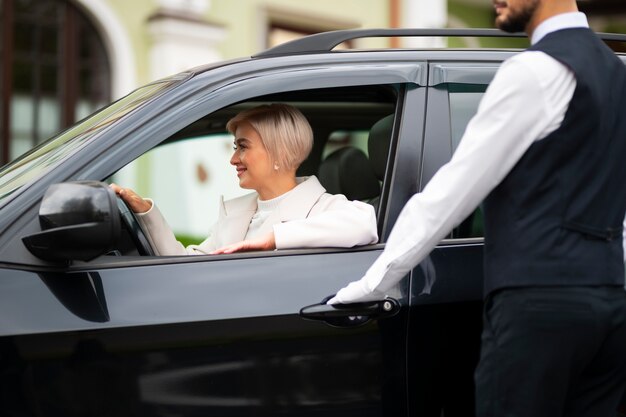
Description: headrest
318,147,380,201
368,114,394,180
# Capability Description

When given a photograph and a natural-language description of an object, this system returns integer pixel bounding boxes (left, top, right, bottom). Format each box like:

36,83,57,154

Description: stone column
401,0,447,48
144,0,228,236
147,0,225,80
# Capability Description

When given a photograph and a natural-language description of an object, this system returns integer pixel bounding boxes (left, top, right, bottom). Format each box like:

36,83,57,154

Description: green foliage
603,22,626,34
449,0,496,29
175,234,204,247
447,0,529,49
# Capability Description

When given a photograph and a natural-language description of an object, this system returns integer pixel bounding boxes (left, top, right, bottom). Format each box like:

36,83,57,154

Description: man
330,1,626,416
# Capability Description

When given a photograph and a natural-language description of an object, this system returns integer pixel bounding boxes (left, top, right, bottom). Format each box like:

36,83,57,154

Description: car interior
108,84,401,257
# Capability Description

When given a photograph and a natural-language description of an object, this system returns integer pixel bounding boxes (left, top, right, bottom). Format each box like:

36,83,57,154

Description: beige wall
57,0,626,96
209,0,392,58
102,0,153,84
79,0,399,93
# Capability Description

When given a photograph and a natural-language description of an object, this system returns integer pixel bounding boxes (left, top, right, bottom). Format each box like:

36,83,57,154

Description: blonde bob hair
226,104,313,172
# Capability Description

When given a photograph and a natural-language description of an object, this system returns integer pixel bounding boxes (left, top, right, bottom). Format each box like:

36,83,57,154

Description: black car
0,29,625,417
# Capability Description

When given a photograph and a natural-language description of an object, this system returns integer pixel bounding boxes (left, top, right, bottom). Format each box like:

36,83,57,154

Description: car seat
367,114,394,211
317,146,380,203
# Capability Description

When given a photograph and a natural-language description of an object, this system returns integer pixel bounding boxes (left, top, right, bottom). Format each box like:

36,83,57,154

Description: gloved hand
326,279,386,305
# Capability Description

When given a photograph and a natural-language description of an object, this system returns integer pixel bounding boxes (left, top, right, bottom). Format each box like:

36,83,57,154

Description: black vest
483,28,626,295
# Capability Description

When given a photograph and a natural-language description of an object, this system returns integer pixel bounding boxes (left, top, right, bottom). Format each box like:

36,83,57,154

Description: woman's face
230,122,275,193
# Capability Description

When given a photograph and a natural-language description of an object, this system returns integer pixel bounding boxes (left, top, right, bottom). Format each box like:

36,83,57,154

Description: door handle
299,297,400,328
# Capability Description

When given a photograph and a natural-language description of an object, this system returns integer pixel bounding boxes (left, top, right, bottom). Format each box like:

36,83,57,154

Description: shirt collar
256,189,290,212
531,12,589,45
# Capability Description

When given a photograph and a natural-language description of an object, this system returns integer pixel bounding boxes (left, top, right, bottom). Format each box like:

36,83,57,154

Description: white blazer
136,176,378,255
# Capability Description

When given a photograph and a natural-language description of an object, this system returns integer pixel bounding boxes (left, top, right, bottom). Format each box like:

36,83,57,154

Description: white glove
326,279,386,305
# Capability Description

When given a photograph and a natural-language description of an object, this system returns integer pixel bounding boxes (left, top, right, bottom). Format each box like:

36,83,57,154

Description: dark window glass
448,84,487,239
449,84,487,152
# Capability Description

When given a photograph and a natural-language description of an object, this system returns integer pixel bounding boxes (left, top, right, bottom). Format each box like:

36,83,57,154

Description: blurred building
0,0,443,165
1,0,624,165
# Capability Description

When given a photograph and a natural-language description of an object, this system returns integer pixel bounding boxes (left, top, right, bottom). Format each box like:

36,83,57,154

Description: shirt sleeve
137,199,218,255
273,195,378,249
330,52,577,304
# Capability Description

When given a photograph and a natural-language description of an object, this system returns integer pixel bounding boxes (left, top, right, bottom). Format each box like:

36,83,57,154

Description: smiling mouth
235,166,246,177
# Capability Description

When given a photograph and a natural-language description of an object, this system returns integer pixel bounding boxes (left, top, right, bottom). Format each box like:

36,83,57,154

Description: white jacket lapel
215,193,257,246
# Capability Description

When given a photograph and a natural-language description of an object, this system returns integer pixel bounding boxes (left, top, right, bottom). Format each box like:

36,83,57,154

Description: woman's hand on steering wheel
110,183,152,214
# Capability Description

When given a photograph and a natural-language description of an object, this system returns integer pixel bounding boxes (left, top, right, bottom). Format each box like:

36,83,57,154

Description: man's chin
496,19,526,33
495,2,537,33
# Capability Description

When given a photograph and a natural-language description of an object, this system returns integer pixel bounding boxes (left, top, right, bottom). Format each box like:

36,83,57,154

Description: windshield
0,74,189,204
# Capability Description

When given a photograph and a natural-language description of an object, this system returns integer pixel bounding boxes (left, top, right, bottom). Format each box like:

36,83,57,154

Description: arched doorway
0,0,111,164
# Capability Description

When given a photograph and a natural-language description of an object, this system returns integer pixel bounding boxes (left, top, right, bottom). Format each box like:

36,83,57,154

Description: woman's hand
211,232,276,254
110,183,152,213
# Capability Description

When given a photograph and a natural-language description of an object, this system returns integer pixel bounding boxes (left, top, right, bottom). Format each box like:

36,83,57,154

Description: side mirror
23,181,120,262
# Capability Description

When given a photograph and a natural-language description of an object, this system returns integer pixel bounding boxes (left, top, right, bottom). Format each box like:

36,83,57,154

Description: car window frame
0,54,432,267
422,61,502,243
105,88,406,261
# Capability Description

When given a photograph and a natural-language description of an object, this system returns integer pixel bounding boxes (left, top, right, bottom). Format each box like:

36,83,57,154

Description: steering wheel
116,196,155,256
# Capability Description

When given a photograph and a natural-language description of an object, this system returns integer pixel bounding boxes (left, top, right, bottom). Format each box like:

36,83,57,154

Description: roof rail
254,28,626,58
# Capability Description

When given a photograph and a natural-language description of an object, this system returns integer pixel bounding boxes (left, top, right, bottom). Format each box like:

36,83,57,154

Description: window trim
421,62,502,240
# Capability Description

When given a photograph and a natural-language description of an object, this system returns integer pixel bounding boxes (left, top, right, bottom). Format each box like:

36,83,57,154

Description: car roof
182,28,625,82
253,27,626,58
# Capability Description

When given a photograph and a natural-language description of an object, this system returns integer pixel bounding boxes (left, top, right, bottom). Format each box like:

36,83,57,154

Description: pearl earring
274,163,279,170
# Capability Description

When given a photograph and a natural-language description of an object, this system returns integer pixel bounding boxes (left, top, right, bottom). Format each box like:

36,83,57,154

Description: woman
111,103,378,255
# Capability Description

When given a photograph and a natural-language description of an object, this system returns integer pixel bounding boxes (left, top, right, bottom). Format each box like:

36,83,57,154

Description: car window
108,85,399,253
448,84,487,239
111,134,245,246
323,130,369,158
0,74,189,207
449,84,487,151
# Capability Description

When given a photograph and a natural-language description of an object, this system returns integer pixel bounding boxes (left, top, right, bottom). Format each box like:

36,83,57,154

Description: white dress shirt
329,13,618,304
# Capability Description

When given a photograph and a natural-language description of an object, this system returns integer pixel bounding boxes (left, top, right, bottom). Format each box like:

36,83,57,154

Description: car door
0,54,428,417
403,57,506,417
